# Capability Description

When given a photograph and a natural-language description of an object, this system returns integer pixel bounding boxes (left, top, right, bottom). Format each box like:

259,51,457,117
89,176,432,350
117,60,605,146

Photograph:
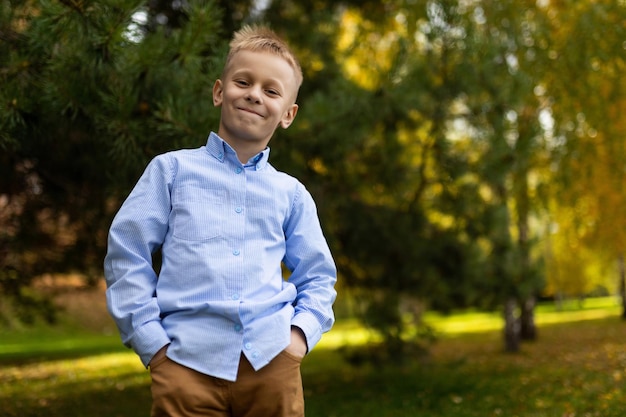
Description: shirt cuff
291,312,323,352
130,321,171,367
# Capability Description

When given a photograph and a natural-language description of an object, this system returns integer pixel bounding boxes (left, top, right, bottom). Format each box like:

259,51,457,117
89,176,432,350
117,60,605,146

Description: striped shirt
104,132,337,381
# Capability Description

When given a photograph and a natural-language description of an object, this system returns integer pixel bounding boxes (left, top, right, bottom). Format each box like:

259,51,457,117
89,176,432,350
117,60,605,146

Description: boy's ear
279,104,299,129
213,80,223,107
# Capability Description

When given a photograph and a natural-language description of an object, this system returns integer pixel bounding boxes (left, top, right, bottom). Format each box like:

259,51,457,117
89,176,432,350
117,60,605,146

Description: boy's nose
245,86,262,103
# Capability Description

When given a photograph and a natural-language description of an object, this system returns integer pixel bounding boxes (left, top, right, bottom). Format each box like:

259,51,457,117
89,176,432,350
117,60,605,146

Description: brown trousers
149,351,305,417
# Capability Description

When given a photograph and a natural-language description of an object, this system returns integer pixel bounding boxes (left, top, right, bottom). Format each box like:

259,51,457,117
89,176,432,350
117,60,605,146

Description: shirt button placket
230,162,245,339
232,165,244,258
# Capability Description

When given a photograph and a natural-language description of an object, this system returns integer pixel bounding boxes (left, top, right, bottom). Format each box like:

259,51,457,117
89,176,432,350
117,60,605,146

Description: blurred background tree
540,0,626,317
1,0,625,357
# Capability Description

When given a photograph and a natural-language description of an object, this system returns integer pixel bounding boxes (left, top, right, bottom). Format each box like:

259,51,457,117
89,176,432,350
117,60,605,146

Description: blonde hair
224,25,303,90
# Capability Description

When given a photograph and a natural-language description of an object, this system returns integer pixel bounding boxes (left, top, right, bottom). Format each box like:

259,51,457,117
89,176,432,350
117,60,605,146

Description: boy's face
213,50,299,149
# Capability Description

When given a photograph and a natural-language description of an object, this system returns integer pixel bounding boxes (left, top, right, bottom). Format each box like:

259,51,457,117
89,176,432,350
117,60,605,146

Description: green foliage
0,268,57,327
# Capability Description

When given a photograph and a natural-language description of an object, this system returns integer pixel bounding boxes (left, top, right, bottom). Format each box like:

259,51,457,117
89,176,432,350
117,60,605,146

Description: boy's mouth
238,107,264,118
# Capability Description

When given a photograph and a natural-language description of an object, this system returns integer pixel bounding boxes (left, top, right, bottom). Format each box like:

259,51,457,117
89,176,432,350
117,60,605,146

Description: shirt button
234,324,242,332
235,207,242,213
235,167,243,174
231,293,240,300
233,249,240,256
251,351,260,359
244,342,252,350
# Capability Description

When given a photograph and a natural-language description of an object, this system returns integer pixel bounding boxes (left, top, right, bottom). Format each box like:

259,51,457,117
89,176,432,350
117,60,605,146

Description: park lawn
1,297,626,417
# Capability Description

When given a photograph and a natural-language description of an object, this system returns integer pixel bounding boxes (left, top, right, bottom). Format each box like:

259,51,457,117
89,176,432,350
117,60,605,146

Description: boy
104,25,337,417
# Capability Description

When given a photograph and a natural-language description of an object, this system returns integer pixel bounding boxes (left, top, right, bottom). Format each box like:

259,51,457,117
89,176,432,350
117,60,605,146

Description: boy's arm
283,184,337,353
104,156,173,367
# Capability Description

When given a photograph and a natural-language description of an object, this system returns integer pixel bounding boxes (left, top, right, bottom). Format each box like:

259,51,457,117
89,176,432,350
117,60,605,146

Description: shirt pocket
172,186,225,241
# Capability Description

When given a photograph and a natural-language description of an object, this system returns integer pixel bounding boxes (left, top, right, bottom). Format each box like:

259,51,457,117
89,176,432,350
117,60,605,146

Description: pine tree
0,0,228,324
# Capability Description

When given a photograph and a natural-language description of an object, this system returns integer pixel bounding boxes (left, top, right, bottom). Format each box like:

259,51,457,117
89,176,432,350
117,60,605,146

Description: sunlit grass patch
535,296,622,325
424,310,503,334
1,352,145,394
316,318,381,349
422,296,622,336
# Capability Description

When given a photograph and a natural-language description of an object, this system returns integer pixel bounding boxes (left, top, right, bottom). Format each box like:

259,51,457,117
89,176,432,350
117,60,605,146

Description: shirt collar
206,132,270,170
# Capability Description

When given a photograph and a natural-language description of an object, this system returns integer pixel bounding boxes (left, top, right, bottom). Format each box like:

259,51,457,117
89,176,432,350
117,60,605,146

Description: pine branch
58,0,85,14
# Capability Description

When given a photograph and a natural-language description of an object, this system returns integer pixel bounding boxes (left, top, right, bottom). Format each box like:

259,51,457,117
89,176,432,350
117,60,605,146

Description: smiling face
213,50,299,161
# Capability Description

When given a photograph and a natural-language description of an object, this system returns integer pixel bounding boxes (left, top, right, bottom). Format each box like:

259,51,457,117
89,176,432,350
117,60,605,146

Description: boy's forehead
227,49,293,72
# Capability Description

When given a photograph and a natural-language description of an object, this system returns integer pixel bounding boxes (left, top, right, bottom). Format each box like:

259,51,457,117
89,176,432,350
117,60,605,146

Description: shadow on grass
302,345,479,417
5,381,152,417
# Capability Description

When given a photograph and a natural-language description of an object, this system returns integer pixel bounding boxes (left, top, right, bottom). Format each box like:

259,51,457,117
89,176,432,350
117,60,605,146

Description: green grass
2,296,626,417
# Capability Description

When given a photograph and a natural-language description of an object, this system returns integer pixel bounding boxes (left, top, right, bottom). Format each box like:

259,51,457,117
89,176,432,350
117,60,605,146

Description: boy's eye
266,89,279,96
234,80,249,86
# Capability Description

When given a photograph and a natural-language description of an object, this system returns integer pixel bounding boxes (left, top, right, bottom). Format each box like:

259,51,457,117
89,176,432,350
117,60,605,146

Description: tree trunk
520,296,537,340
617,253,626,320
512,136,537,342
504,297,520,352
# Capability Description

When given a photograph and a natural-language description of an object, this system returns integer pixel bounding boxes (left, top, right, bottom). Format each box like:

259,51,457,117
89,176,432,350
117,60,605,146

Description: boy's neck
219,133,269,164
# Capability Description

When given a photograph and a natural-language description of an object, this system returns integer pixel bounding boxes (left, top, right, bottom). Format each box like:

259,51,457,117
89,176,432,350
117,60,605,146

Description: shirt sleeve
283,184,337,352
103,155,174,367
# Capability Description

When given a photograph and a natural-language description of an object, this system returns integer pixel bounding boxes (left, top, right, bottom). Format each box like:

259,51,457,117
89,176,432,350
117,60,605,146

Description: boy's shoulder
159,146,205,159
264,162,303,185
149,145,209,166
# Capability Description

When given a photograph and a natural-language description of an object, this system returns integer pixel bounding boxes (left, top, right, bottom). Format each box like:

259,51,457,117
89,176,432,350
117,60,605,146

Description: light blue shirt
104,132,337,381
